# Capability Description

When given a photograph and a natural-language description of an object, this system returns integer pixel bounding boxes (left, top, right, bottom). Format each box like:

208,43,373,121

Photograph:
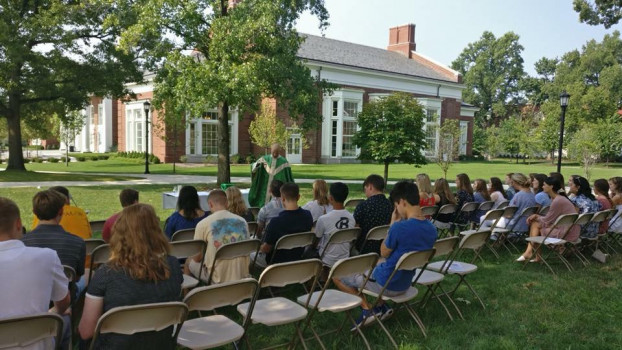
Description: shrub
245,153,257,164
149,154,161,164
49,158,60,163
33,157,43,163
90,156,99,161
76,156,86,162
98,155,109,160
23,158,31,163
231,154,240,164
204,155,217,164
180,155,187,163
60,157,69,163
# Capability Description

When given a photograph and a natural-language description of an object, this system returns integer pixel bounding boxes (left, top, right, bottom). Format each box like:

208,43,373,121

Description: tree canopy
0,0,144,170
353,93,427,184
574,0,622,28
123,0,331,184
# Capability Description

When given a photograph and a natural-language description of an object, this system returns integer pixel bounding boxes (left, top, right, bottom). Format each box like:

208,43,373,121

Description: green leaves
573,0,622,28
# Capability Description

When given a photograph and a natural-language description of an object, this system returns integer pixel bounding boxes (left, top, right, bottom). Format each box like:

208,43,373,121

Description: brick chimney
387,24,416,58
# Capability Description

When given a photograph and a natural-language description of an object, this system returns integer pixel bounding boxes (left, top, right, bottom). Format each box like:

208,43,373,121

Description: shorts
340,271,405,297
188,259,210,283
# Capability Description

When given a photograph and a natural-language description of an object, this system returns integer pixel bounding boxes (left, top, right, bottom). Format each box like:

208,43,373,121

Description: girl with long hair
531,173,551,208
302,179,333,222
226,186,254,222
489,177,507,208
433,178,456,223
472,178,491,222
593,179,612,233
79,204,183,349
416,173,436,207
568,175,601,238
454,173,474,224
608,177,622,233
164,186,209,239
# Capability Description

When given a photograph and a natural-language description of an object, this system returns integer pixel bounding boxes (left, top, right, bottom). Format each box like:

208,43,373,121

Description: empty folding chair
247,221,259,238
178,278,259,349
345,199,365,210
205,239,260,285
580,210,611,261
362,249,436,348
359,225,389,254
421,205,439,219
493,206,538,253
170,240,207,289
266,231,315,266
460,209,505,259
477,201,495,213
296,253,379,350
426,231,492,310
89,302,188,350
0,313,64,350
89,220,106,233
564,212,594,267
88,244,110,283
85,239,105,256
523,213,578,275
248,207,260,221
413,237,463,321
452,202,480,233
171,228,196,242
237,259,323,350
432,204,458,238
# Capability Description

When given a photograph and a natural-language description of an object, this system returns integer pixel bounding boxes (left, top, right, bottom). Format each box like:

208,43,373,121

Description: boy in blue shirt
334,180,437,330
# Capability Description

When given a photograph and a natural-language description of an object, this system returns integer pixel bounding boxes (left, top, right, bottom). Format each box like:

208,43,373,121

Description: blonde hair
226,186,248,217
109,204,171,282
416,173,433,194
312,180,330,206
511,173,531,189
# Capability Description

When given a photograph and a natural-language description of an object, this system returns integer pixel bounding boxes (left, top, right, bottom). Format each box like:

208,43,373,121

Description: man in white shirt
186,190,250,284
0,197,71,350
315,182,356,267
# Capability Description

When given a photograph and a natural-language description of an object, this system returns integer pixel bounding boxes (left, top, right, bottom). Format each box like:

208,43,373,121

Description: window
424,109,439,157
331,120,338,157
124,104,149,153
186,109,237,156
189,124,196,154
98,104,104,125
323,91,363,159
342,121,357,157
332,101,338,117
460,121,469,155
343,101,358,118
202,123,218,155
135,122,143,151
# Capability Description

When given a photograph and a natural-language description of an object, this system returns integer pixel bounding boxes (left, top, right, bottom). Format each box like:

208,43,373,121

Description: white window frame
185,109,239,156
460,121,469,155
124,102,151,153
417,98,442,158
322,89,363,159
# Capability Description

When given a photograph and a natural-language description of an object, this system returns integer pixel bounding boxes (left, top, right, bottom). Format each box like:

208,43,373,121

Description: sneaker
489,233,499,241
350,308,375,332
373,304,394,321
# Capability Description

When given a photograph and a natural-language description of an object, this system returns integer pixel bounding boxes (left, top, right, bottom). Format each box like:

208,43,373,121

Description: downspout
316,66,322,164
436,84,441,98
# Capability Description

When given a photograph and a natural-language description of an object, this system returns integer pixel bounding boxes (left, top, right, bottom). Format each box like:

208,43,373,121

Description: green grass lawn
1,157,621,183
0,170,141,182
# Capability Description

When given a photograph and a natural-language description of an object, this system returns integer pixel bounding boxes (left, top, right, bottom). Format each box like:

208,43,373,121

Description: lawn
1,158,621,183
0,170,141,182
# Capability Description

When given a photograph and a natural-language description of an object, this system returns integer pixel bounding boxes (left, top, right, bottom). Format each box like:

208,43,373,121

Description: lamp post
143,100,151,174
556,91,570,174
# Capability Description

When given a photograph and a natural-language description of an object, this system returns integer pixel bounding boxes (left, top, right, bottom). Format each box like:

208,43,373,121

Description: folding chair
85,239,105,256
172,228,196,242
88,244,110,283
296,253,379,350
452,202,480,233
170,240,207,289
477,201,494,213
564,212,594,267
497,200,510,209
345,199,365,210
493,206,538,253
237,259,323,350
432,204,458,237
248,207,260,221
538,205,550,216
206,239,260,285
413,237,463,321
267,231,315,265
89,302,188,350
601,209,620,254
319,228,360,265
247,221,259,238
459,209,505,259
362,249,436,348
421,205,439,218
178,278,259,349
426,231,492,310
359,225,389,254
0,313,64,350
523,213,578,275
89,220,106,233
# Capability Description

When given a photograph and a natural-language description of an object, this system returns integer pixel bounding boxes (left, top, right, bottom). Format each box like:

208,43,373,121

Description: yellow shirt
32,205,92,239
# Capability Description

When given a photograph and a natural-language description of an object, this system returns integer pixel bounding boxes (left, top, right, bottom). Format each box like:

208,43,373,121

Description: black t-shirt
264,207,313,264
86,256,183,350
353,194,393,254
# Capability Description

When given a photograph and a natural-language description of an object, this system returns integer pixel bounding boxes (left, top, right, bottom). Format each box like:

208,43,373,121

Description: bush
90,156,99,161
245,153,257,164
60,157,69,163
179,155,187,163
23,158,31,163
33,157,43,163
98,155,109,160
76,156,86,162
49,158,60,163
204,155,217,164
231,154,240,164
149,154,161,164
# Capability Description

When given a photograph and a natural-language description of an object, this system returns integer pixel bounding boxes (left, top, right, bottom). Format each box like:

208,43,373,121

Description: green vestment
248,155,294,207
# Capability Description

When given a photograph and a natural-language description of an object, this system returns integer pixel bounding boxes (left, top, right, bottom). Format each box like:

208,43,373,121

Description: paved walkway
0,172,380,188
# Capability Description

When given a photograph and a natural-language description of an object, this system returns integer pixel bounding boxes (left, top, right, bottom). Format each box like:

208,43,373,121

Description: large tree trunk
6,113,26,171
217,102,231,185
383,160,389,187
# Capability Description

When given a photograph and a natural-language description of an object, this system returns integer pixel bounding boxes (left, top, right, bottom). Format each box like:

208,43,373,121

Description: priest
248,143,294,207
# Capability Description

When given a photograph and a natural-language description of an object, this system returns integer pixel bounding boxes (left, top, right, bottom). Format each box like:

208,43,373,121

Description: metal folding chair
359,225,389,254
170,240,207,289
205,239,260,285
460,209,505,259
247,221,259,238
171,228,196,242
432,204,458,238
318,228,360,266
0,313,64,350
523,213,578,275
421,205,439,218
493,206,539,253
89,220,106,233
267,231,315,265
88,244,110,283
452,202,480,233
344,199,365,210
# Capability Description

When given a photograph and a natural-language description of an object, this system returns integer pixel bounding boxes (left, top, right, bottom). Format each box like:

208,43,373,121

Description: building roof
298,34,460,84
461,101,478,108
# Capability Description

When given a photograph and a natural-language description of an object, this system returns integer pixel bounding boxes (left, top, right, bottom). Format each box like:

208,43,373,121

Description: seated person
32,186,92,239
0,197,71,350
164,186,210,240
472,178,491,223
568,175,601,238
354,174,393,254
256,180,284,238
608,177,622,233
23,190,86,298
251,183,313,267
333,181,437,329
433,177,457,223
185,190,250,284
314,182,355,267
518,177,580,262
303,179,333,222
102,189,139,242
225,186,255,222
531,173,551,209
79,204,183,349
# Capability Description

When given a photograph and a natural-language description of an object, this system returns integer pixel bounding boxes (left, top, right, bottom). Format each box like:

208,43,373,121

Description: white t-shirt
303,200,333,222
0,240,68,350
315,209,356,267
194,210,250,283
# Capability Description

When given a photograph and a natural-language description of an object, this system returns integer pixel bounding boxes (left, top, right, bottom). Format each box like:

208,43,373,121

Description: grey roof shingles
297,34,458,83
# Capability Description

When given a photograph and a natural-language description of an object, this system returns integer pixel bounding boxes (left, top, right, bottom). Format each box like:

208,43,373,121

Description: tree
498,117,523,163
568,126,600,180
537,113,561,164
484,125,503,160
594,114,622,166
249,102,291,154
129,0,331,184
451,31,526,128
574,0,622,28
353,93,427,184
435,119,460,179
0,1,145,171
55,111,86,167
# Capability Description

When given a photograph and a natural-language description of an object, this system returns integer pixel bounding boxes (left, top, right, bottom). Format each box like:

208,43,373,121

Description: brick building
70,24,477,164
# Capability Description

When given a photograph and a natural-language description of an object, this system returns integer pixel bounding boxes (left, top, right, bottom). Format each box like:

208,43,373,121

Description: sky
295,0,622,76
